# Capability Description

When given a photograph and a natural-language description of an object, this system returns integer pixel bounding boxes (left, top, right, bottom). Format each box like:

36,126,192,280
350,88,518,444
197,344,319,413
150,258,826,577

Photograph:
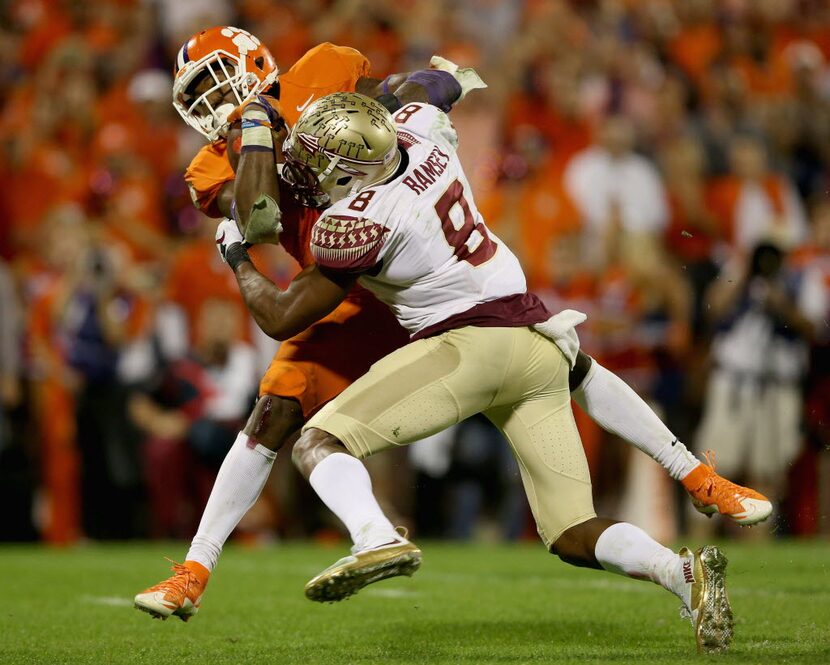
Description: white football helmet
172,26,278,142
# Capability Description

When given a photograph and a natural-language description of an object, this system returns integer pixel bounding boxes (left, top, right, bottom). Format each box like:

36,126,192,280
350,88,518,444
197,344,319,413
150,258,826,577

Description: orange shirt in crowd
663,187,721,263
165,238,248,341
480,161,581,289
504,94,592,171
237,2,313,67
666,23,722,85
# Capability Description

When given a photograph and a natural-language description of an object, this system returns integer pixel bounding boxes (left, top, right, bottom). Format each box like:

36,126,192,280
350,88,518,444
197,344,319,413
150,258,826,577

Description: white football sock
594,522,691,606
573,362,699,480
186,432,277,571
308,452,398,551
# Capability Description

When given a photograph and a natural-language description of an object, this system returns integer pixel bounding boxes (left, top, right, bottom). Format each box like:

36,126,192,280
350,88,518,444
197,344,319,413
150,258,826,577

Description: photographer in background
695,239,823,533
59,239,150,539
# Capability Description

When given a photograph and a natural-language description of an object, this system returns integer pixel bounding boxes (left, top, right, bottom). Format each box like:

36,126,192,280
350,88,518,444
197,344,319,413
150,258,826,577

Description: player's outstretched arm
216,218,353,340
357,56,486,113
234,262,352,340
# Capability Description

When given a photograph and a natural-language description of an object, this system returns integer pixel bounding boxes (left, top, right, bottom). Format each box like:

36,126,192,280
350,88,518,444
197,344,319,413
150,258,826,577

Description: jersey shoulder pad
285,43,370,88
393,103,458,149
310,213,389,273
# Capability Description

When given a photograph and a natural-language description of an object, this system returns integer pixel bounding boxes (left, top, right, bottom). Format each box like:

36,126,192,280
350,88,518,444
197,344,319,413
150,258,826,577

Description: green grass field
0,540,828,664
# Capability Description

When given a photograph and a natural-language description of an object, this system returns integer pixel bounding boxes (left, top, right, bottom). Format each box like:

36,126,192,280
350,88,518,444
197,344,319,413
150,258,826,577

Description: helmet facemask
280,144,334,210
173,51,276,142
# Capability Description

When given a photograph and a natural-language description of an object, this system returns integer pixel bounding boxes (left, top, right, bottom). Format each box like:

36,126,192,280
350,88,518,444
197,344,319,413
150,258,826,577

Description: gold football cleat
305,535,422,603
681,545,734,653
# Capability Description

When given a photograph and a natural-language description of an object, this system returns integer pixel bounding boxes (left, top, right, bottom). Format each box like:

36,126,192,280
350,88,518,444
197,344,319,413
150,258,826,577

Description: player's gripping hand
215,218,247,263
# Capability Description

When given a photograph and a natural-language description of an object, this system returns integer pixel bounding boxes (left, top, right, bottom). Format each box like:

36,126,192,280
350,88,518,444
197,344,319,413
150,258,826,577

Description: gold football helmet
281,92,400,208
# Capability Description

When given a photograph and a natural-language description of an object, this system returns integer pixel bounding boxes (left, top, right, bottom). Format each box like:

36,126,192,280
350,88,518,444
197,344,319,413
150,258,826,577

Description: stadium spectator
660,135,722,334
0,257,35,541
695,239,823,529
129,298,257,538
564,115,669,267
61,232,151,539
0,258,21,436
709,134,808,253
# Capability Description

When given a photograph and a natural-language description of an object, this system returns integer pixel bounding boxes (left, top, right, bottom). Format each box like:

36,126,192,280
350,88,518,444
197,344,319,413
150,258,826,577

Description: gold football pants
305,325,596,546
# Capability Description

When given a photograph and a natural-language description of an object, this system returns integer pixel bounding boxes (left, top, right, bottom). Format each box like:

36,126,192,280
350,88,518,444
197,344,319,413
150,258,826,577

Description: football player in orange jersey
134,25,486,621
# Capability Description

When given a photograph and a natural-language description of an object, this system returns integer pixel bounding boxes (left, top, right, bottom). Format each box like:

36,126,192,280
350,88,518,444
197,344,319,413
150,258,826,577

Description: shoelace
703,449,717,472
146,559,196,597
694,450,719,498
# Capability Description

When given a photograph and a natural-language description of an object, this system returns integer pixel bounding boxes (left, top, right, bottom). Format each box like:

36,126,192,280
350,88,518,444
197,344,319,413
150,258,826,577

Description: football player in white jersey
214,92,749,652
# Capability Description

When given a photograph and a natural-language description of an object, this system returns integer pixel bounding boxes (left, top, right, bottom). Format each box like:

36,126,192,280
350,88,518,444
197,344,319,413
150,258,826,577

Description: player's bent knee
291,427,350,478
551,518,612,570
243,394,305,451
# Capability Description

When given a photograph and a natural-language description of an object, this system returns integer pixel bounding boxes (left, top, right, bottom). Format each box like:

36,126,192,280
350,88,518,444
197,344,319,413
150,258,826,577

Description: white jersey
310,103,549,337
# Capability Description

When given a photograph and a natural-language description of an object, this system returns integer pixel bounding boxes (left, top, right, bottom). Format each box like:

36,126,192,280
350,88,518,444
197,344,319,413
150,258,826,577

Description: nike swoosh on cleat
296,94,314,112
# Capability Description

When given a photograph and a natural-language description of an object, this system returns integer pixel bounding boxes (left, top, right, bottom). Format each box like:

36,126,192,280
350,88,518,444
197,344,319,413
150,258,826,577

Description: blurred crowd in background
2,0,830,547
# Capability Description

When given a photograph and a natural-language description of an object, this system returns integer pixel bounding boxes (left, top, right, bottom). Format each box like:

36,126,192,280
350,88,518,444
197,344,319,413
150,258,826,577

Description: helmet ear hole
336,175,353,186
254,56,264,70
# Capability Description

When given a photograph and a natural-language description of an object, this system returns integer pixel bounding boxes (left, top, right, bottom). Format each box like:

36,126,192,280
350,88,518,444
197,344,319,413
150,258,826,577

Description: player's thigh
306,331,491,459
486,393,595,549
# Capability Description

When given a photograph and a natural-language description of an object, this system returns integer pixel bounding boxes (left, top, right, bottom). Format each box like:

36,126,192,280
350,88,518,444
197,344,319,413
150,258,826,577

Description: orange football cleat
134,560,210,621
682,452,772,526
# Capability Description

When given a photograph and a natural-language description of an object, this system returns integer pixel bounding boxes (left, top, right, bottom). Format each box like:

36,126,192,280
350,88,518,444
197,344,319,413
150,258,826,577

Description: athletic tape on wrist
241,105,274,150
242,107,271,123
241,125,273,150
406,70,462,112
225,243,252,271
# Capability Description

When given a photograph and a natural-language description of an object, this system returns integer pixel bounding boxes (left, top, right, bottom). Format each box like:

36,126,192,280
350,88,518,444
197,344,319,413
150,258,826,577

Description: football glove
215,217,246,263
429,56,488,102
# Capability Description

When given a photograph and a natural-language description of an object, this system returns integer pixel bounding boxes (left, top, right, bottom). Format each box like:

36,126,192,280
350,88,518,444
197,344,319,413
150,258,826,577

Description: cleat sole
134,596,198,622
305,548,422,603
695,546,733,654
134,602,170,620
693,498,773,526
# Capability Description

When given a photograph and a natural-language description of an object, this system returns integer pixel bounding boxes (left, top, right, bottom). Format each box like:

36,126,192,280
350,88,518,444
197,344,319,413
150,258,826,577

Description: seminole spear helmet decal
282,92,400,208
